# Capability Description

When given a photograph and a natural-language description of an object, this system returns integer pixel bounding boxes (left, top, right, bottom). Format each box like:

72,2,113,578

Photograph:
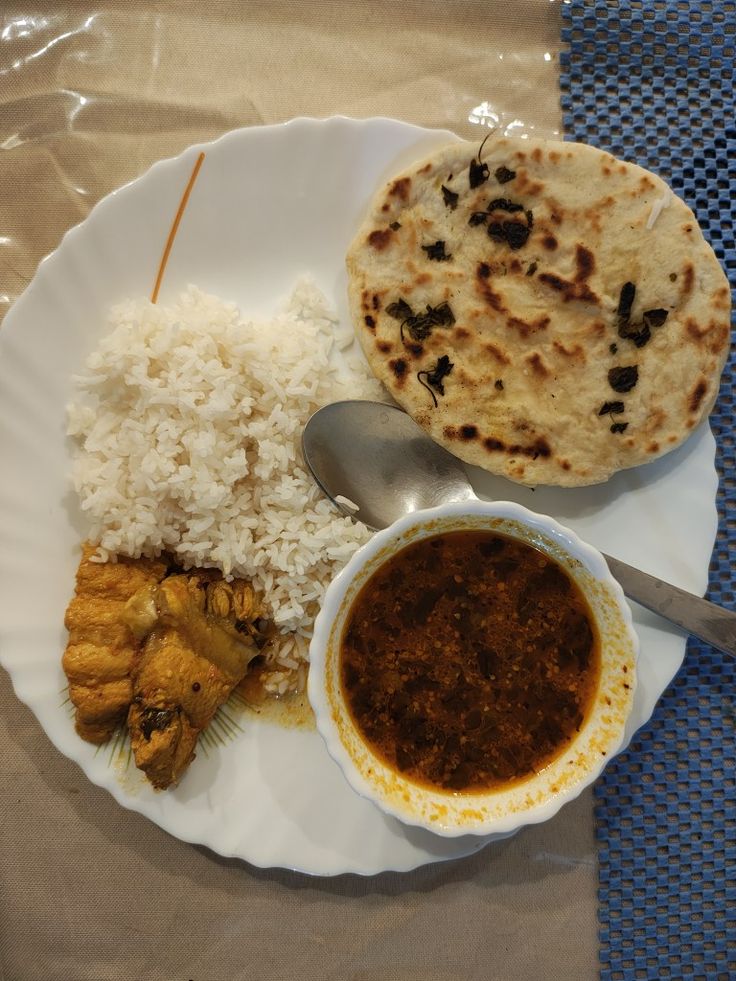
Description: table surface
0,3,732,979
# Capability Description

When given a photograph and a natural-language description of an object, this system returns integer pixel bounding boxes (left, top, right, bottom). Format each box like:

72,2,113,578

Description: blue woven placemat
560,2,736,978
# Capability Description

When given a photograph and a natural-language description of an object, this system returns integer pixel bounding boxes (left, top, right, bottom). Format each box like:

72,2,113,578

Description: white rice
67,279,385,691
334,494,360,513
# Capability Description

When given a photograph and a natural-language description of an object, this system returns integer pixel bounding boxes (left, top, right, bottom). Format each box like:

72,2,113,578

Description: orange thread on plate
151,151,205,304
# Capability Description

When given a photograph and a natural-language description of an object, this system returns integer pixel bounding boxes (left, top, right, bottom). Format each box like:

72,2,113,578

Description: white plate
0,117,718,876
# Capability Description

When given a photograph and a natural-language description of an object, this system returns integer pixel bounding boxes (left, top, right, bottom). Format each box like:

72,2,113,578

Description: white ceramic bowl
308,499,639,838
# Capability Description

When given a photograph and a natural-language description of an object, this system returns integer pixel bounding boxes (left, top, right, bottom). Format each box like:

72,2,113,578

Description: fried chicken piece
63,545,267,788
62,545,168,744
126,572,263,789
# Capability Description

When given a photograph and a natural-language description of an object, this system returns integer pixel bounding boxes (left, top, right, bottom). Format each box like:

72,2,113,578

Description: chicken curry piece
63,545,268,789
63,546,168,744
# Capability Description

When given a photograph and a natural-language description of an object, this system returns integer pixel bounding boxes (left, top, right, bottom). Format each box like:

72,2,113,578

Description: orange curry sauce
340,530,600,793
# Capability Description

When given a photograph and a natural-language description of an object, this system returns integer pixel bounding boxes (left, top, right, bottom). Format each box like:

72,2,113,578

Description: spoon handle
603,553,736,659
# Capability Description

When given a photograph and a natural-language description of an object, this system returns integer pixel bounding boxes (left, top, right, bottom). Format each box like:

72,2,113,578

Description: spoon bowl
302,400,474,530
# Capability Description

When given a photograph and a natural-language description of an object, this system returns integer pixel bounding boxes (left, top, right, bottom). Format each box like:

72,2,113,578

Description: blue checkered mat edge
560,2,736,978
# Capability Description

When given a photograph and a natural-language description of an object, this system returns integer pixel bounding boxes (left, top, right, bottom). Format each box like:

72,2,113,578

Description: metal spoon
303,399,736,659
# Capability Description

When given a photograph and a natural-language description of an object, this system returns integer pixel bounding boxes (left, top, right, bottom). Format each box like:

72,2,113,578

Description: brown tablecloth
0,4,600,980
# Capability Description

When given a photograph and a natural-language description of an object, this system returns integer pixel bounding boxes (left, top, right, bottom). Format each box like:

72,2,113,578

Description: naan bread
346,136,731,486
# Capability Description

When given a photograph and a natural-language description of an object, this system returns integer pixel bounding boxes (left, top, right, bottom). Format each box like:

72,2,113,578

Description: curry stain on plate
234,660,316,731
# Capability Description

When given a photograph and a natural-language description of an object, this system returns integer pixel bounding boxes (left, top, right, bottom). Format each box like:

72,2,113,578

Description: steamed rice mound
67,280,384,691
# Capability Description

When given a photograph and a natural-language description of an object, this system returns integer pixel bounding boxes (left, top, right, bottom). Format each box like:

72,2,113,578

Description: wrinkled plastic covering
0,1,561,324
0,6,590,981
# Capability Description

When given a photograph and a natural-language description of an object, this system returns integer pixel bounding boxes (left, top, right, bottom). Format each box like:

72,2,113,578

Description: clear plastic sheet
0,5,586,981
0,1,561,322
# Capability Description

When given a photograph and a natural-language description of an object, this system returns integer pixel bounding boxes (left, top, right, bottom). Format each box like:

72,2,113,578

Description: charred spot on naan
513,171,545,197
485,342,511,364
553,339,587,362
537,272,599,305
507,315,550,338
678,263,696,296
389,358,408,384
711,322,731,354
525,352,550,377
685,318,730,355
688,378,709,414
368,228,395,251
442,424,479,442
475,263,508,312
477,259,510,278
360,289,387,328
712,285,730,311
360,289,384,313
646,408,667,433
575,245,595,280
480,434,552,461
389,177,411,201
